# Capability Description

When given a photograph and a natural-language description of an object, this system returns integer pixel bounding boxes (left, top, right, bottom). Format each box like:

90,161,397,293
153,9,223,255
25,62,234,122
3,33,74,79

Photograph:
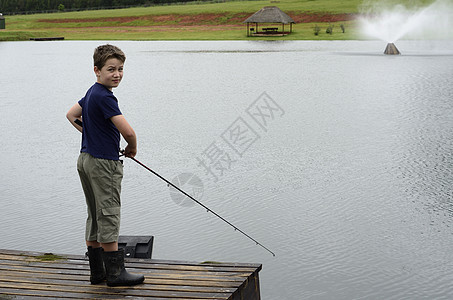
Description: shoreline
0,22,361,41
0,0,363,41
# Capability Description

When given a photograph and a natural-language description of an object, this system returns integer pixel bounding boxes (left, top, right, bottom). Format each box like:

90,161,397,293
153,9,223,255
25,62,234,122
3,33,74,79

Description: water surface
1,40,453,299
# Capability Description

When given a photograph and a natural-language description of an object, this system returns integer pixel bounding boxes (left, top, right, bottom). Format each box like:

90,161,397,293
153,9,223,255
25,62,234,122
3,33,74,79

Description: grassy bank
0,0,418,41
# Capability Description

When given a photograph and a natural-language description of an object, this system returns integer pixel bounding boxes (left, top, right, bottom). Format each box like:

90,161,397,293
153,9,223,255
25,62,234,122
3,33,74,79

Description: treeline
0,0,199,14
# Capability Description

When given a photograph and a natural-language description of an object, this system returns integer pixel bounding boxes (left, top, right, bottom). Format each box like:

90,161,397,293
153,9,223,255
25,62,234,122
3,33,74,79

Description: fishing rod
122,151,276,257
73,118,275,256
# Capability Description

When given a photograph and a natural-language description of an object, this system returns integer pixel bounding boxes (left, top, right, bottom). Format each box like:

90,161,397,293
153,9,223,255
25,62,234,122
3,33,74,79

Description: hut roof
243,6,295,24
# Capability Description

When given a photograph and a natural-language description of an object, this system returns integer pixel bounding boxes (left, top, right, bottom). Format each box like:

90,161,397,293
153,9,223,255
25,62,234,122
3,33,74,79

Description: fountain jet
384,43,401,55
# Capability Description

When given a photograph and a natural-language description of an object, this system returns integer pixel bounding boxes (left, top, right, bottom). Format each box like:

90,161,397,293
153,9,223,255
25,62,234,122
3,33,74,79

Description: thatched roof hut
243,6,295,36
244,6,295,24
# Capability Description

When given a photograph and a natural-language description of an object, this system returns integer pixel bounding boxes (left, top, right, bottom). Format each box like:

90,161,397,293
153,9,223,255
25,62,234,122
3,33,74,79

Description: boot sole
106,277,144,287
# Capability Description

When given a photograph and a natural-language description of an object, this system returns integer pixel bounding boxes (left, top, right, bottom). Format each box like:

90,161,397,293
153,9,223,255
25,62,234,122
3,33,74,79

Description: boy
66,44,144,287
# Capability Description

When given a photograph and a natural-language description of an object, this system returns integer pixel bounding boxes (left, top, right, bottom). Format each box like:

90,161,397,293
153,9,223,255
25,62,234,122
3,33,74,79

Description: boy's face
94,58,124,91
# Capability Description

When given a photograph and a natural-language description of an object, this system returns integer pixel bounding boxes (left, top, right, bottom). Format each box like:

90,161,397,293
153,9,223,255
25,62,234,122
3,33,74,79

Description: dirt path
39,11,356,26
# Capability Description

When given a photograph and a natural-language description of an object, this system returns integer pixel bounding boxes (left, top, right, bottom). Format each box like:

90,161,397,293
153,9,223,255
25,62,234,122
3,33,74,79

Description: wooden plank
0,282,230,299
0,249,261,299
0,250,262,270
0,268,241,289
1,287,121,299
231,270,261,300
0,274,237,294
0,254,258,275
0,267,248,285
0,259,251,279
0,263,250,286
0,287,197,300
0,254,254,284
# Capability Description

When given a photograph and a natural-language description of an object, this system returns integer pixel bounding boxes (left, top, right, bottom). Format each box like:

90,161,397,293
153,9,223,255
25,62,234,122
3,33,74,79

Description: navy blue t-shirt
78,83,122,160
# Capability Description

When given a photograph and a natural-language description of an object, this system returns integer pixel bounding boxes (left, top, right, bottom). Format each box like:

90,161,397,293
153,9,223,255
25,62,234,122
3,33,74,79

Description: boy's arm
111,115,137,158
66,103,83,133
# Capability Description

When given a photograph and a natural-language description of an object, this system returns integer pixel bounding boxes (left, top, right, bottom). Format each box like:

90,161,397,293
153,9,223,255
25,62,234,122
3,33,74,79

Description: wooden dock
0,249,261,299
30,37,64,41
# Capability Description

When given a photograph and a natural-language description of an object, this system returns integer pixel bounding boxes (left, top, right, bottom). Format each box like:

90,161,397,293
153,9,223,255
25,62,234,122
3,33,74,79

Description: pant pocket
98,206,121,243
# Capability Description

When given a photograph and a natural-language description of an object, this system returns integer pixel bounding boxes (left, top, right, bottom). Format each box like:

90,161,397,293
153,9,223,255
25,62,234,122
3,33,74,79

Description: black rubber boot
102,249,145,287
86,246,106,284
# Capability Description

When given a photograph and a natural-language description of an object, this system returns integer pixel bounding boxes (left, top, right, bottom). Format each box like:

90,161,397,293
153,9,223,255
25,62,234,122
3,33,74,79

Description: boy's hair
93,44,126,70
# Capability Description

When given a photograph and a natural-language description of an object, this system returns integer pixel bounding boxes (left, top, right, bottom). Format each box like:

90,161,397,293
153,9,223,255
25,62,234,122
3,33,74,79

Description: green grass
0,31,37,41
0,0,435,41
12,0,363,19
201,261,223,264
34,253,64,261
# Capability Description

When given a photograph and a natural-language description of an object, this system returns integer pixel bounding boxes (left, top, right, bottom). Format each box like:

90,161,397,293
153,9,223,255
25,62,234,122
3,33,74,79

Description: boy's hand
123,145,137,158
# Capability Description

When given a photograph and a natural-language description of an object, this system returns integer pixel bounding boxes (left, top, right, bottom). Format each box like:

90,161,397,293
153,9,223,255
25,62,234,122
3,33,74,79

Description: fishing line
123,152,276,257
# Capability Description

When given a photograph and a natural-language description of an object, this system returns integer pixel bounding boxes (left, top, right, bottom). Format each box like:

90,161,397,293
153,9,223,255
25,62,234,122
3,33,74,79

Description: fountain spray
359,0,453,55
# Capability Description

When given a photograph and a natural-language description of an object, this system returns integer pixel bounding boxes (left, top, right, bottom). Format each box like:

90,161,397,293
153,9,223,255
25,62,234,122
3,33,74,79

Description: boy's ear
94,66,100,77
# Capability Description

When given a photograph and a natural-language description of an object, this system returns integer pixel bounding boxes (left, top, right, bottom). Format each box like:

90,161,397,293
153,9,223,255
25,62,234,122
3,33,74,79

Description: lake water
1,40,453,299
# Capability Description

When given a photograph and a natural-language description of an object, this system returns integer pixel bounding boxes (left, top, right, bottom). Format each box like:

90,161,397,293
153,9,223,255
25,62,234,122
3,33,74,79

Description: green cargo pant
77,152,123,244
